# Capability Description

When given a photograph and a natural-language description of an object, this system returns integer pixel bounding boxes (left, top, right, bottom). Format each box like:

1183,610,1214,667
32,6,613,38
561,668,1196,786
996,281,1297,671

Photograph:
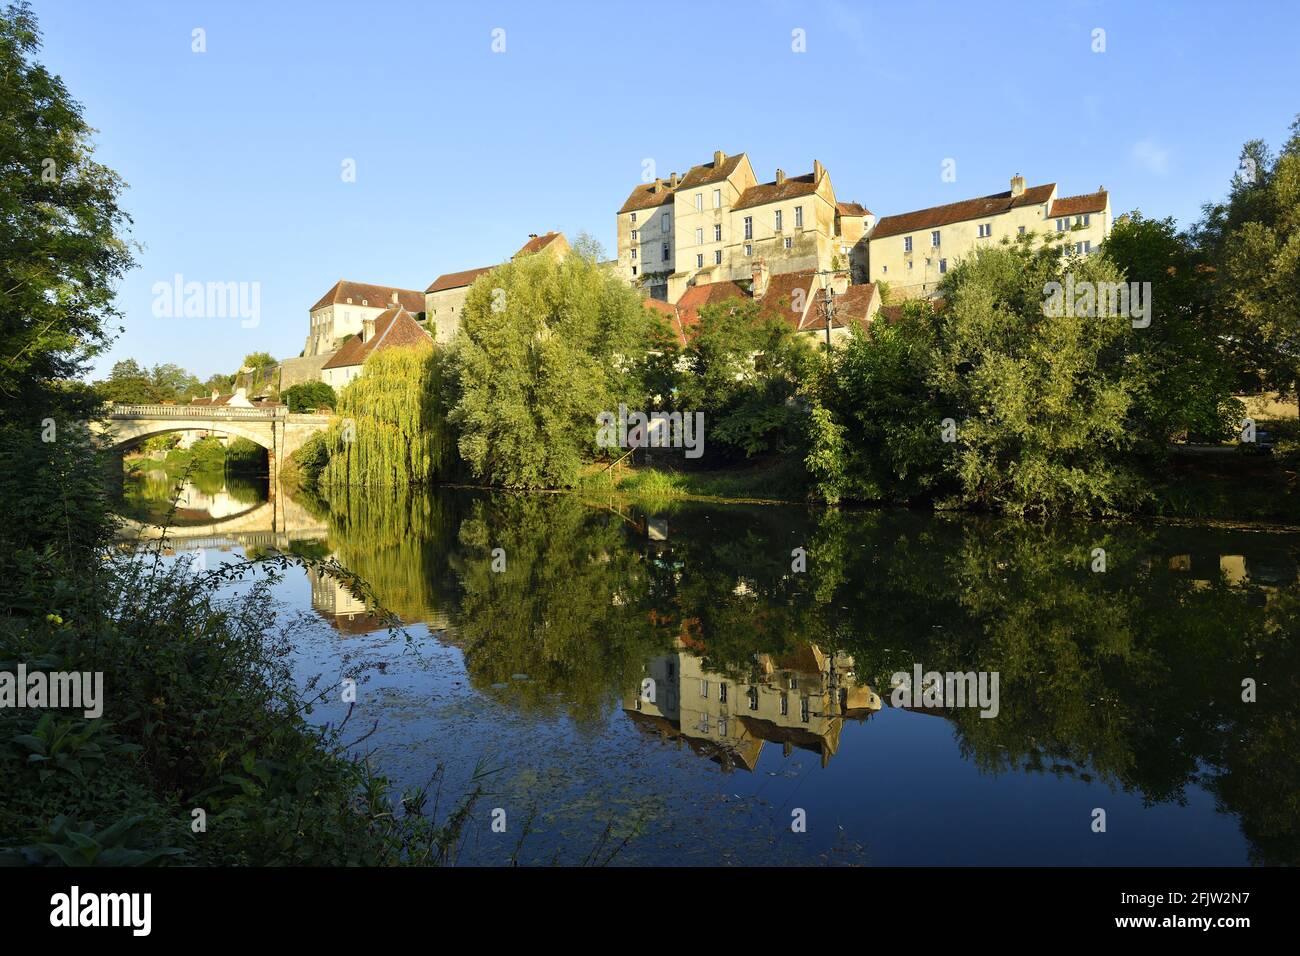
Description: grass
582,456,811,506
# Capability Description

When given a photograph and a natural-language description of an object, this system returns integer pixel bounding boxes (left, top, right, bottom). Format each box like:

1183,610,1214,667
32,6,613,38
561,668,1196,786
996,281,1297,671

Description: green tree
805,303,949,503
1196,116,1300,413
321,343,454,486
673,297,817,461
282,380,336,413
930,242,1145,515
447,251,650,488
1103,212,1241,449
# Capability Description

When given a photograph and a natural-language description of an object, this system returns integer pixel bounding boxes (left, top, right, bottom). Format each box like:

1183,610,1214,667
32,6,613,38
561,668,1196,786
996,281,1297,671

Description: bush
283,381,336,413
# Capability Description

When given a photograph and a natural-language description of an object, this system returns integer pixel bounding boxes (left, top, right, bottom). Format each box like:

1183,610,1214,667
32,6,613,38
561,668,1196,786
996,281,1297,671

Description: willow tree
447,251,652,488
321,343,454,486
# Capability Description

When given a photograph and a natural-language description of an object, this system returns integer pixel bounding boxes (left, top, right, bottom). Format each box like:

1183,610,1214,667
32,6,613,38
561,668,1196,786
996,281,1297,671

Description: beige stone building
424,231,569,344
304,280,426,357
867,176,1111,298
616,150,872,304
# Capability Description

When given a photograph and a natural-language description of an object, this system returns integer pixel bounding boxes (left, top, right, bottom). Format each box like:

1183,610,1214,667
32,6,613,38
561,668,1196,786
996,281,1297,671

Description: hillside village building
320,306,430,389
867,175,1111,298
616,150,873,304
304,281,425,357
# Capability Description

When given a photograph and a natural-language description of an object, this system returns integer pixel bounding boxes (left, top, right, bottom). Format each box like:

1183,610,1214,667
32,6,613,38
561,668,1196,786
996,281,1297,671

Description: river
118,473,1300,866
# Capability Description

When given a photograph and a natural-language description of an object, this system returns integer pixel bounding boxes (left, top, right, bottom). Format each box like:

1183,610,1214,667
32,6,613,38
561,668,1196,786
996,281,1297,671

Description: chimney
713,150,725,166
651,178,661,194
751,259,770,298
813,159,824,181
362,316,376,341
1011,173,1026,197
210,389,219,401
669,171,679,188
775,168,786,184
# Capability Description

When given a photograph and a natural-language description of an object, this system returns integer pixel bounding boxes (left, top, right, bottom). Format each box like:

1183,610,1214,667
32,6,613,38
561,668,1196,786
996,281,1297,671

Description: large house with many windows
616,150,873,304
866,175,1111,298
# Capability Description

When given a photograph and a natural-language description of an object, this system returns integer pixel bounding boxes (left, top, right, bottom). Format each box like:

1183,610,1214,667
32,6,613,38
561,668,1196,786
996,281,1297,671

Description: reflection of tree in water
451,494,671,724
294,483,1300,863
313,483,462,627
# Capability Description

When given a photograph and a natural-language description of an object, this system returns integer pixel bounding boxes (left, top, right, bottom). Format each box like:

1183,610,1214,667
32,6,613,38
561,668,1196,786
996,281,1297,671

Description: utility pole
822,280,835,350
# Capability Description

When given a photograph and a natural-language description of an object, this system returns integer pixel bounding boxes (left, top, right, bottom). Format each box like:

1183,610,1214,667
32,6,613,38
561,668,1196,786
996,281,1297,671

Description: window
744,243,752,256
699,679,709,698
630,249,636,260
695,193,703,211
1055,218,1067,232
800,697,810,723
747,687,759,710
696,253,704,268
789,677,798,690
907,260,913,270
931,230,941,247
904,236,913,253
1082,214,1091,227
713,188,721,208
978,223,992,237
719,683,728,703
939,259,947,273
775,209,783,231
1075,240,1092,254
630,229,637,240
714,224,722,242
695,227,703,246
1018,225,1026,235
661,216,670,234
744,216,753,239
783,237,792,249
662,242,670,261
630,213,637,224
780,693,789,716
881,265,887,273
794,205,804,228
631,266,637,276
699,713,709,734
718,715,728,736
714,250,722,265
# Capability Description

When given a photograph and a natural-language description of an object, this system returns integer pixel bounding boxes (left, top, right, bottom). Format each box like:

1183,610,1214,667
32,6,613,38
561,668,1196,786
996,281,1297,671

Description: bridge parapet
108,403,287,421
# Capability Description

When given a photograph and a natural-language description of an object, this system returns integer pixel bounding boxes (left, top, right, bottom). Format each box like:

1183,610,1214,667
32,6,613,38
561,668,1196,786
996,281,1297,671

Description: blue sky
27,0,1300,380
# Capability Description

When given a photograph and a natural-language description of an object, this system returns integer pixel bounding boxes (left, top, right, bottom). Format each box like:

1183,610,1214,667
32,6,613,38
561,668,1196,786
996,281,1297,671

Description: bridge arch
106,420,276,454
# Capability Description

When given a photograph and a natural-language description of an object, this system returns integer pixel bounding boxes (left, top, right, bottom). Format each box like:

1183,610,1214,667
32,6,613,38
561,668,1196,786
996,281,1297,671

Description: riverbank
578,419,1300,526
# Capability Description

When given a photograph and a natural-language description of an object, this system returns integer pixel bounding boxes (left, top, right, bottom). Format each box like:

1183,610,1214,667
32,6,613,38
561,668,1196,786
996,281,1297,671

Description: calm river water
121,472,1300,866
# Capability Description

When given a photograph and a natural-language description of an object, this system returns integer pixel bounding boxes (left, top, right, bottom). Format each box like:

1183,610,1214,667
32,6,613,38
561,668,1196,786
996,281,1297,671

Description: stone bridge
94,404,330,529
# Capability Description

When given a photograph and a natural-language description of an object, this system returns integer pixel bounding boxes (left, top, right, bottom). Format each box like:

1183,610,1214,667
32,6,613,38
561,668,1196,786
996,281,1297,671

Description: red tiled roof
618,181,678,215
1049,190,1108,217
424,266,494,294
310,280,424,314
675,281,747,340
802,283,878,331
756,269,818,327
837,201,871,217
871,184,1056,240
677,152,746,190
514,231,563,257
321,308,431,370
733,173,818,211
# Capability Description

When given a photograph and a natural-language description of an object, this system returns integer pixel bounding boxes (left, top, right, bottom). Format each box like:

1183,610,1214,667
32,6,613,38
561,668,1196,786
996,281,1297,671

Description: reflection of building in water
623,641,880,771
1164,543,1298,598
172,484,256,521
308,560,387,635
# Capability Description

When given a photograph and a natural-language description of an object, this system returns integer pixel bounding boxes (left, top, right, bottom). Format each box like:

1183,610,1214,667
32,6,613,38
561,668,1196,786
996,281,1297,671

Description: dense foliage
282,380,336,413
